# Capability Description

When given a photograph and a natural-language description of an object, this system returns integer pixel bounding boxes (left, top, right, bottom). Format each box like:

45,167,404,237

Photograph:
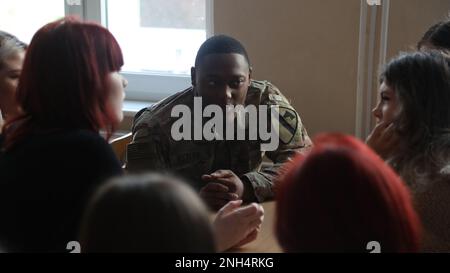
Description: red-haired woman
276,133,421,253
0,18,127,252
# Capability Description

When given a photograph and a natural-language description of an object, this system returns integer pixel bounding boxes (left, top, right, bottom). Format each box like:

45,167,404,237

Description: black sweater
0,130,122,252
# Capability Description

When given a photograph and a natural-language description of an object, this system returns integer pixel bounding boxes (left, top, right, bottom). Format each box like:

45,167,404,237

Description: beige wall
387,0,450,60
215,0,361,136
214,0,450,137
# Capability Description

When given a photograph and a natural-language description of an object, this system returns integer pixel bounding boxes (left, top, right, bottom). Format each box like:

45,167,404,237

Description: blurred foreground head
80,173,215,253
276,133,421,253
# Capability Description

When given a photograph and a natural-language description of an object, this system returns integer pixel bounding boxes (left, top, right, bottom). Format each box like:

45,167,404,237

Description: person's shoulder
247,80,310,147
47,130,112,154
59,130,121,171
248,80,269,93
1,130,116,166
133,87,193,130
61,129,106,143
247,80,292,107
7,130,107,150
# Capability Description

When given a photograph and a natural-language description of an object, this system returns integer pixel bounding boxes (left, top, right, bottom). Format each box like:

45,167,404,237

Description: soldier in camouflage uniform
127,35,312,210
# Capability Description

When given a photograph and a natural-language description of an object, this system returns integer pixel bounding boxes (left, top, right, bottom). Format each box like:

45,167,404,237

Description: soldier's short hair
195,34,251,67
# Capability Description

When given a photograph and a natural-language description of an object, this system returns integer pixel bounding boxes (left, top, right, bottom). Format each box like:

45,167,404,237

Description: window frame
67,0,214,103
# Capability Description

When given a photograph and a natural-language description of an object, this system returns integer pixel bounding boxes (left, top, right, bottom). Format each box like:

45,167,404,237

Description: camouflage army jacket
126,80,312,202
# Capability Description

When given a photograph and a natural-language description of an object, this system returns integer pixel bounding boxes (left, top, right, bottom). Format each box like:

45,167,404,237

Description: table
227,201,282,253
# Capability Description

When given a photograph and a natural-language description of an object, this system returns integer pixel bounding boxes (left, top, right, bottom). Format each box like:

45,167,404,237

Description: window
103,0,213,102
0,0,214,103
0,0,65,43
107,0,206,75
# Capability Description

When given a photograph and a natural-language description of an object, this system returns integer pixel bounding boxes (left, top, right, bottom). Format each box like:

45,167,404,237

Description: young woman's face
106,71,127,126
372,81,400,125
0,50,25,118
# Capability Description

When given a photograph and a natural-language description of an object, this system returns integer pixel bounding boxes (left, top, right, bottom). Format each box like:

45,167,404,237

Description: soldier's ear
191,67,196,87
248,66,253,81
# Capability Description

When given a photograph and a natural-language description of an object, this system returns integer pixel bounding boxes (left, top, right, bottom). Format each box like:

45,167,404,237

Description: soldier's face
192,53,251,108
372,81,400,125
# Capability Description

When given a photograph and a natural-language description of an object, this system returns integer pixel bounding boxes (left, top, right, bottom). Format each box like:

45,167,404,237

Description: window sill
122,100,154,117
